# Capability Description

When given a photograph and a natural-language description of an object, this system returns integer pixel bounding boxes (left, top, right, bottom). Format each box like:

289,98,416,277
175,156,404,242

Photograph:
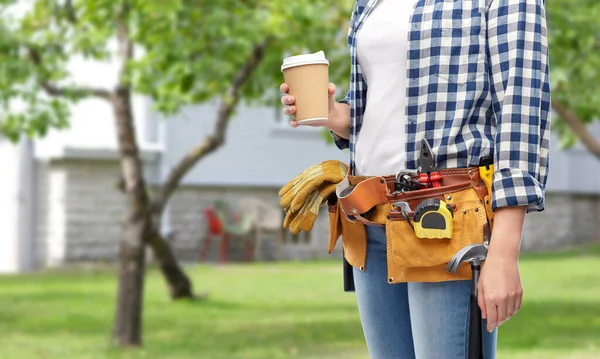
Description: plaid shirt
332,0,551,213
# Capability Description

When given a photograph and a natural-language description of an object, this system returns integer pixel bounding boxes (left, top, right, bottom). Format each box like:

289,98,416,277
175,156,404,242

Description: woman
280,0,550,358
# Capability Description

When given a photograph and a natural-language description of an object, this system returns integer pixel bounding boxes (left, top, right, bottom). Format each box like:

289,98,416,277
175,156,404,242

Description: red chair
199,207,227,263
199,204,254,264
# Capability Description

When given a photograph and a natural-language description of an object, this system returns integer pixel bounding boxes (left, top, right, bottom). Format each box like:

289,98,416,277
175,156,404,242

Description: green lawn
0,248,599,359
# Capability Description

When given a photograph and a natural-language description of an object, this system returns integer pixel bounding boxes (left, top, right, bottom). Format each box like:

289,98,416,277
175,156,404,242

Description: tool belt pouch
334,168,494,275
386,185,489,271
327,194,367,268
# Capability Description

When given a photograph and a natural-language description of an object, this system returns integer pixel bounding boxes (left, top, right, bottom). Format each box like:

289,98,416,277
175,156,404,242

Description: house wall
35,157,340,267
33,156,599,269
36,159,126,267
522,193,600,251
168,185,338,262
0,138,36,273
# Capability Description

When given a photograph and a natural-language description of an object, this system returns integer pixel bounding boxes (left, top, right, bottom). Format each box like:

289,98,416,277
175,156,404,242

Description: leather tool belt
328,166,495,284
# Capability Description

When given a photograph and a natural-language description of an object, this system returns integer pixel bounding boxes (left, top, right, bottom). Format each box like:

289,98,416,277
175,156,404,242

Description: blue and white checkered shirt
332,0,551,213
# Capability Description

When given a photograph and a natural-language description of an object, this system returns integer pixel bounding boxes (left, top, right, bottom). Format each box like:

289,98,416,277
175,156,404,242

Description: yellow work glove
279,160,348,213
283,182,338,234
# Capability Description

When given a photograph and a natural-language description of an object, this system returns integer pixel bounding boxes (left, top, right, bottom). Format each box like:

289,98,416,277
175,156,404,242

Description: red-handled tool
417,139,442,188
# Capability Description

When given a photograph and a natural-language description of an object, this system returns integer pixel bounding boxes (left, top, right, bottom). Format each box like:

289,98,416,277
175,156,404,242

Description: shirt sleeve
486,0,551,213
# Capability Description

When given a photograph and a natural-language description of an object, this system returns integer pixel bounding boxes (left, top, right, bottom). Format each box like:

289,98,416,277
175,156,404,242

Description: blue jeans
353,225,497,359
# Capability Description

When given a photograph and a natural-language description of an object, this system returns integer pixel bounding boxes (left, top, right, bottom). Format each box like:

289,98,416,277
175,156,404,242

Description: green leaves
2,0,600,154
0,98,70,141
131,0,353,114
0,0,354,140
546,0,600,147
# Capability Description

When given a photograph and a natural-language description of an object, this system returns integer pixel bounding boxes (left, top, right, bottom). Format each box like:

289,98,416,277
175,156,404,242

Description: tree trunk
113,216,149,346
111,88,152,346
147,230,193,299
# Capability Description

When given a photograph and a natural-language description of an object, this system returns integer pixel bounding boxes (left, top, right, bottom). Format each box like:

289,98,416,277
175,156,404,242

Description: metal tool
417,139,443,188
392,201,414,230
447,244,488,359
413,198,454,239
393,170,423,194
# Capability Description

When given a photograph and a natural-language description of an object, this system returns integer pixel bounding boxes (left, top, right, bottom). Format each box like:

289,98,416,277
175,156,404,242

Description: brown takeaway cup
281,51,330,124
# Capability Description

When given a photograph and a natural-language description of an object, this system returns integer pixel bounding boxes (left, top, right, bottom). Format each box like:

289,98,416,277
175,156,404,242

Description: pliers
417,138,442,188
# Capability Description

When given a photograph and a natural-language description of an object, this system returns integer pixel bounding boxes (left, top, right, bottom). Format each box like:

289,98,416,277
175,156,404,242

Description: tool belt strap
335,166,488,226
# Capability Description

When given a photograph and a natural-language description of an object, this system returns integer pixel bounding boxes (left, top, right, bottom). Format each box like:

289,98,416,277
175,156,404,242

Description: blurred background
0,0,599,358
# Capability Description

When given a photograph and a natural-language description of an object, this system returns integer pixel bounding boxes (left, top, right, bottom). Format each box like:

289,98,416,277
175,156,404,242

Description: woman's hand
477,247,523,332
279,82,350,139
477,205,527,332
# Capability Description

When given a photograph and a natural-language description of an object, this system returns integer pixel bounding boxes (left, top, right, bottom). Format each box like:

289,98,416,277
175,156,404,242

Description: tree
0,0,353,347
546,0,600,158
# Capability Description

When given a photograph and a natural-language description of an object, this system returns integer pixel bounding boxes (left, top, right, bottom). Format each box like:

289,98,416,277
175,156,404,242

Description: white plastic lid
281,51,329,71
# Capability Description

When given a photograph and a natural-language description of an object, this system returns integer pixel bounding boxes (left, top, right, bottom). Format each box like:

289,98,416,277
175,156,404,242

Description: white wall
158,102,348,187
0,137,36,273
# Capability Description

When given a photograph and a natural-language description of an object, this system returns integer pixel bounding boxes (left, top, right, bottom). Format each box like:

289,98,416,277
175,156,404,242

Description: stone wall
35,158,340,267
521,193,600,251
35,158,600,268
36,159,125,267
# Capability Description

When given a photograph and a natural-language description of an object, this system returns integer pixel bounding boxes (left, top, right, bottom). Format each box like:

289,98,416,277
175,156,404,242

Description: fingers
502,288,523,326
485,287,524,330
496,300,508,329
280,83,296,122
515,289,523,313
283,104,296,114
477,282,487,319
485,301,498,332
281,95,295,106
328,83,336,97
502,297,516,327
280,82,333,128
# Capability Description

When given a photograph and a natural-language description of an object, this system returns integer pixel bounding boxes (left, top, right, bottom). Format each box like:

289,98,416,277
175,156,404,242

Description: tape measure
413,198,454,239
478,155,494,196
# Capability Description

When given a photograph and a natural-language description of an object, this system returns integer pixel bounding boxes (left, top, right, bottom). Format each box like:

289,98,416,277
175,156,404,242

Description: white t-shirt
354,0,416,176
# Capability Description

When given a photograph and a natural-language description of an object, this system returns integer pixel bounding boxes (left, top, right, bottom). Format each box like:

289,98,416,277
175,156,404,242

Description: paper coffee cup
281,51,330,124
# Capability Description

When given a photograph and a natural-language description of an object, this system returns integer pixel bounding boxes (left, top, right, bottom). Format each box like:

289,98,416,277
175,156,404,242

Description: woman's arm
478,205,527,331
478,0,551,332
487,0,551,213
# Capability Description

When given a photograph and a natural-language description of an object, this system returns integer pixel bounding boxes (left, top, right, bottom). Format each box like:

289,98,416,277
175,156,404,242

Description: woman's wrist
487,205,527,260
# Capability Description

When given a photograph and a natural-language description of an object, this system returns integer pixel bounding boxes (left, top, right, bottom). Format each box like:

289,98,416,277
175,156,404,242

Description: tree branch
40,81,111,99
116,3,133,89
551,98,600,159
65,0,77,24
27,46,111,99
150,39,272,215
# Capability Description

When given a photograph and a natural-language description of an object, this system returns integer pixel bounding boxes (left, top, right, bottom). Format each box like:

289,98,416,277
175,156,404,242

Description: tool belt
327,166,495,284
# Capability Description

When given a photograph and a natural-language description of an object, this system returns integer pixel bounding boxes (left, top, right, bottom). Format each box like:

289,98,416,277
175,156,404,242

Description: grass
0,247,599,359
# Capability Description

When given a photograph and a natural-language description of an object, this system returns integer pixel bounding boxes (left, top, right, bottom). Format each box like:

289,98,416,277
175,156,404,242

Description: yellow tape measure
478,155,494,195
413,198,454,239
